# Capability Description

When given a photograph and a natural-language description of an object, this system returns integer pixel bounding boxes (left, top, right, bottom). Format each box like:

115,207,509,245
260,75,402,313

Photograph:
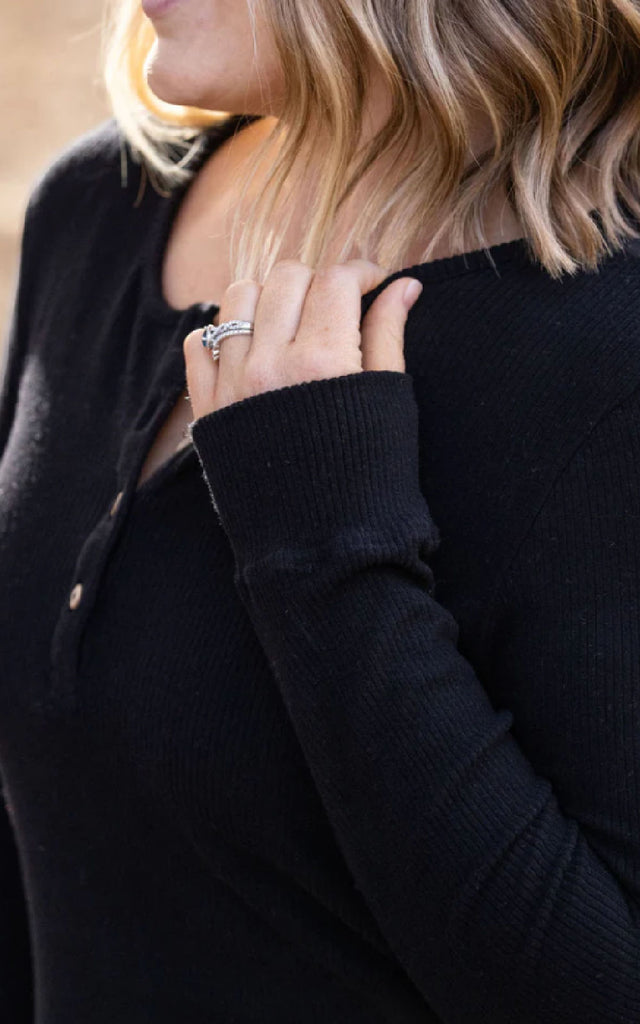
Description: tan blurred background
1,0,109,342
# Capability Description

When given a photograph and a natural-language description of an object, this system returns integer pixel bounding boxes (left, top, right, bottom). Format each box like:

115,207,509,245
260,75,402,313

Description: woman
1,0,639,1020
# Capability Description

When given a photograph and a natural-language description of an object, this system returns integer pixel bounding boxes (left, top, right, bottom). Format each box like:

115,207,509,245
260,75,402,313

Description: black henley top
1,112,640,1023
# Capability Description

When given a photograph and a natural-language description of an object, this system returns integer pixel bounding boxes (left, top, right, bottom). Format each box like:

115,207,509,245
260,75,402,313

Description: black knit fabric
1,113,639,1023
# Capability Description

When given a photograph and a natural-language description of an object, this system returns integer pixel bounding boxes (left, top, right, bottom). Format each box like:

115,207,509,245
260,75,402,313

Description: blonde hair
103,0,640,282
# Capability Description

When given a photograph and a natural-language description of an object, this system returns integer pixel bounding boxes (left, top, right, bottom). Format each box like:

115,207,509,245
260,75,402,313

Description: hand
183,258,423,420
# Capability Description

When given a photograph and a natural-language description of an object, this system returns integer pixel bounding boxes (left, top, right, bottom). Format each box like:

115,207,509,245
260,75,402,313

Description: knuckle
297,348,335,379
271,258,307,274
244,356,275,392
225,278,258,299
311,264,352,291
345,257,387,272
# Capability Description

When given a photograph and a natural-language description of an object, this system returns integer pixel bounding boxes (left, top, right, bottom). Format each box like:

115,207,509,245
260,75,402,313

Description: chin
144,43,214,108
143,39,283,117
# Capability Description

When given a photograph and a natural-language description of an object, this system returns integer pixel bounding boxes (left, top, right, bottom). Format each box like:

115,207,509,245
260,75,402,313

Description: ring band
202,320,255,361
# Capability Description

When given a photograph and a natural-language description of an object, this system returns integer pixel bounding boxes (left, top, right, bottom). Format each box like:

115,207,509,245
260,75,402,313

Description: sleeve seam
477,375,640,641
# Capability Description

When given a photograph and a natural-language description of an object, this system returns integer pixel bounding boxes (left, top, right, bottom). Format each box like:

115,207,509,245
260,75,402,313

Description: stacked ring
201,320,255,361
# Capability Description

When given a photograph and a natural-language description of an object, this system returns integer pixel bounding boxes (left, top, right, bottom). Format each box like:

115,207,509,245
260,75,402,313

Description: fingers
184,256,411,421
250,259,315,358
183,326,217,423
360,276,421,373
293,259,391,363
183,278,261,419
213,278,262,408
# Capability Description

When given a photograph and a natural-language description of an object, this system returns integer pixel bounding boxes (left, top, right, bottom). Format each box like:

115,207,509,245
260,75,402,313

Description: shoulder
412,244,640,464
26,118,136,225
414,243,640,413
19,118,168,300
410,248,640,596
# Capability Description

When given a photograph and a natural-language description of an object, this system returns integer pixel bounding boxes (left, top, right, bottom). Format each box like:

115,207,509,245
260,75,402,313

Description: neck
200,107,525,272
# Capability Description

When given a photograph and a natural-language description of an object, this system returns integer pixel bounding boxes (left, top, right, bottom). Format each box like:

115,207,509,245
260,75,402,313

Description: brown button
109,490,123,517
69,583,83,610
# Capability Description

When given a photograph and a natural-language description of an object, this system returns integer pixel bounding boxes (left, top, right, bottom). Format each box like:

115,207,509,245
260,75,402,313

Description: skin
183,262,423,422
142,0,524,422
144,0,287,118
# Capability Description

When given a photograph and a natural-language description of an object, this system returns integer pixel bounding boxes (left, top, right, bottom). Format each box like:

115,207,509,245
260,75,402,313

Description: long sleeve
0,201,40,1024
190,369,640,1024
0,780,32,1023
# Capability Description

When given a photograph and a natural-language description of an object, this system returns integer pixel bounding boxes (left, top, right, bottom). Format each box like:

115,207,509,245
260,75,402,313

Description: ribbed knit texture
1,116,639,1023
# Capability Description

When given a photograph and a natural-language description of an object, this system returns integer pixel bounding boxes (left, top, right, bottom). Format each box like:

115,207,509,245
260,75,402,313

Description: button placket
47,328,202,717
47,374,191,715
47,485,132,716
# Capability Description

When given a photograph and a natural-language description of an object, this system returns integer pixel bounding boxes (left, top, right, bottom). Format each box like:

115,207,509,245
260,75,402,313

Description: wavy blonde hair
103,0,640,282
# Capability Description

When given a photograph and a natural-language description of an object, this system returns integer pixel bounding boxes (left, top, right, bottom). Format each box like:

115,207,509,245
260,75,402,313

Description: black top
1,112,639,1024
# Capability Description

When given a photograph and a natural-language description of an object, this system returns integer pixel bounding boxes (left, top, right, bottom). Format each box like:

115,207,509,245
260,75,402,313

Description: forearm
191,370,640,1023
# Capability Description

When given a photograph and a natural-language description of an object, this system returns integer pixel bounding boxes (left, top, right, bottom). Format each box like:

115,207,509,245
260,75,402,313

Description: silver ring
202,320,254,361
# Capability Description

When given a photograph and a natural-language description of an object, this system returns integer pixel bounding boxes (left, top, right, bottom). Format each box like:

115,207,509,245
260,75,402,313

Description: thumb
360,276,423,372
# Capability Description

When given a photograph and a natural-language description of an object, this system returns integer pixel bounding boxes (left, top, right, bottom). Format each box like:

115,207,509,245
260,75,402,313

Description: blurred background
1,0,109,339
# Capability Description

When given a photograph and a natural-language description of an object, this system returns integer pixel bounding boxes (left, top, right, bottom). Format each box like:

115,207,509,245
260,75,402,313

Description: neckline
140,113,535,326
141,112,264,326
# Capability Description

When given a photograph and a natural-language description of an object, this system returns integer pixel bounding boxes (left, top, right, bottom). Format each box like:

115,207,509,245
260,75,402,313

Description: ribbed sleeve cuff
189,370,432,563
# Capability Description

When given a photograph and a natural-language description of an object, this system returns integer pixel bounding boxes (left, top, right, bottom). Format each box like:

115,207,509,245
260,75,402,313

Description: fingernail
403,279,423,309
